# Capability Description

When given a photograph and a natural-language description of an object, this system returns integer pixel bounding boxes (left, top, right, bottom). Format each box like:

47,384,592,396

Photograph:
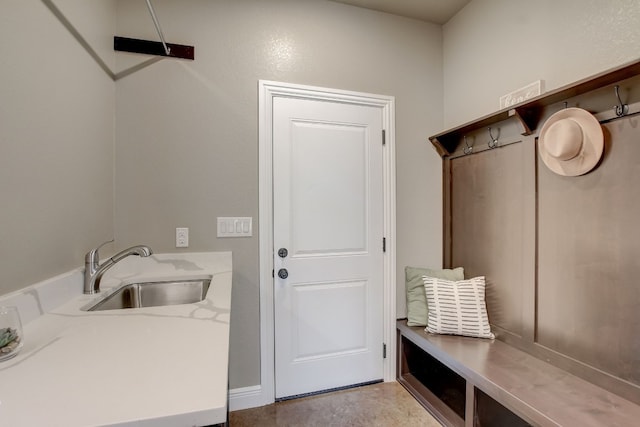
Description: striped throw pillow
422,276,495,339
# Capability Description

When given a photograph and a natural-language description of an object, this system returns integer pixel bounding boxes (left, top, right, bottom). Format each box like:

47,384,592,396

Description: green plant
0,327,18,349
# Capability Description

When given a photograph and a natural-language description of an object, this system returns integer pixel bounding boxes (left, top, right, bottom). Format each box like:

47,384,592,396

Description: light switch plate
217,217,252,238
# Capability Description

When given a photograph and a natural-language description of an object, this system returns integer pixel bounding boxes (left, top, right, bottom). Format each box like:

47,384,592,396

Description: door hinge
383,343,387,359
382,129,386,146
272,269,274,278
383,237,386,253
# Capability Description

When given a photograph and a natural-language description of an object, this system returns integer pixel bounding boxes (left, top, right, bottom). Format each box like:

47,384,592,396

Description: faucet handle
86,239,114,264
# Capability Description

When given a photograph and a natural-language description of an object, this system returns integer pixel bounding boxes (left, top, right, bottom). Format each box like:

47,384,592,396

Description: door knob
278,248,288,258
278,268,289,279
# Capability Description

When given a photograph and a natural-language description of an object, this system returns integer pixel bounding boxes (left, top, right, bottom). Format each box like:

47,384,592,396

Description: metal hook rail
463,135,474,155
614,85,629,117
487,127,499,149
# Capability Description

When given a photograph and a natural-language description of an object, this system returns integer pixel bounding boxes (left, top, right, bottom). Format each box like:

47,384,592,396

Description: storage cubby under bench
397,319,640,427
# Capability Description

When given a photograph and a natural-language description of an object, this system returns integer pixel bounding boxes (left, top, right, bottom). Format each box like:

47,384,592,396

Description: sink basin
86,278,211,311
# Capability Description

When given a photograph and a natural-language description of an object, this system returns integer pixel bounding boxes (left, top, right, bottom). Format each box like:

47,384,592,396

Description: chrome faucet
83,241,153,294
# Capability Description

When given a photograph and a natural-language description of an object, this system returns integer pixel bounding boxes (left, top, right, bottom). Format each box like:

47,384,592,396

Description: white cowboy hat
538,107,604,176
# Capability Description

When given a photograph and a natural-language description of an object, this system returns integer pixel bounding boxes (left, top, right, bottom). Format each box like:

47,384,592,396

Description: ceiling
331,0,470,24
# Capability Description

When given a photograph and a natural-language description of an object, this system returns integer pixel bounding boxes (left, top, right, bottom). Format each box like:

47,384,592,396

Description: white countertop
0,251,232,427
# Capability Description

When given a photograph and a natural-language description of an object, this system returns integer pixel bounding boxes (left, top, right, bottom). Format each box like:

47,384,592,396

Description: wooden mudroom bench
397,319,640,427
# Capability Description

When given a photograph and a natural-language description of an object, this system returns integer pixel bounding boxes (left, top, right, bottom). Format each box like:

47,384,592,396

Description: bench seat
397,319,640,427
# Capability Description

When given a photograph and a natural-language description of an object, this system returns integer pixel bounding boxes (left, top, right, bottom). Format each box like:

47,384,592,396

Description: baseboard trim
228,380,397,412
228,385,266,411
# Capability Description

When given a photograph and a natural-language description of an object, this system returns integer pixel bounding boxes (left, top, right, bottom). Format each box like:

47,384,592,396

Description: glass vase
0,306,23,362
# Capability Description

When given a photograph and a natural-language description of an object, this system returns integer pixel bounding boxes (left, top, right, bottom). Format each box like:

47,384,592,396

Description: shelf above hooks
429,58,640,157
430,107,534,156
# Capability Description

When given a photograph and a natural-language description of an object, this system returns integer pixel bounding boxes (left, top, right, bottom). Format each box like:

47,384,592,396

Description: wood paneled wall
443,87,640,403
537,117,640,386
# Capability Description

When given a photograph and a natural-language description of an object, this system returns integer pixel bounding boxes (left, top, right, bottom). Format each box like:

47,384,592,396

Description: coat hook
488,127,499,149
614,85,628,117
463,135,473,155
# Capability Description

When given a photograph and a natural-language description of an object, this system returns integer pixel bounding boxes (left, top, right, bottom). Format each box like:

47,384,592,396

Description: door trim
258,80,396,406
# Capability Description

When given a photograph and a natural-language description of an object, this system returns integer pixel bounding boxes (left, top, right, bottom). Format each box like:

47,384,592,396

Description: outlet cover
176,227,189,247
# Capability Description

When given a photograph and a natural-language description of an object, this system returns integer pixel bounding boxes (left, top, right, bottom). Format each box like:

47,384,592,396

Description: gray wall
8,0,637,394
443,0,640,128
113,0,443,389
0,0,115,295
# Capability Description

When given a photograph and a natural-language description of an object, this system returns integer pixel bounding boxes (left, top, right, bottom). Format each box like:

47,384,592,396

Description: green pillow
405,266,464,326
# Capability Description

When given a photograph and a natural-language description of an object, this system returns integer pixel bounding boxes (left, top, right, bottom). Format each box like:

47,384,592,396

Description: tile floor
229,382,441,426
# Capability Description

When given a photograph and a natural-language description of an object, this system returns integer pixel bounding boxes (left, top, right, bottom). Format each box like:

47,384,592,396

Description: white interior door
273,96,384,399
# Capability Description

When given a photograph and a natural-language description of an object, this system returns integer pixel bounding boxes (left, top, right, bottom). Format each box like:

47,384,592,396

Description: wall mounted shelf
430,58,640,157
114,0,195,61
114,36,194,60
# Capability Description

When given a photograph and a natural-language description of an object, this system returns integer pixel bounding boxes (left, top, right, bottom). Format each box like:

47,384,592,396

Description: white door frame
258,80,396,405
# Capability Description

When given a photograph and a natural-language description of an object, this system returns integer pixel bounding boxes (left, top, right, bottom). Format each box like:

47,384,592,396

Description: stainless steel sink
86,278,211,311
